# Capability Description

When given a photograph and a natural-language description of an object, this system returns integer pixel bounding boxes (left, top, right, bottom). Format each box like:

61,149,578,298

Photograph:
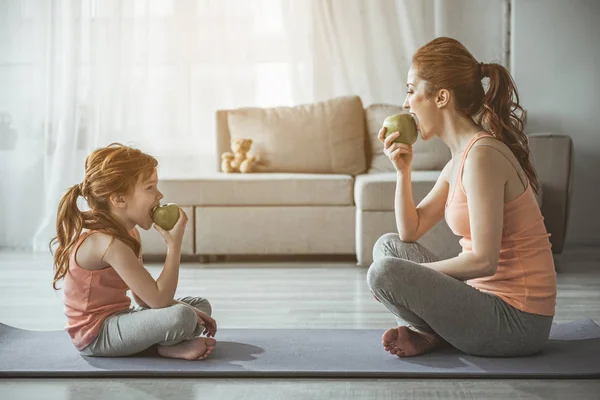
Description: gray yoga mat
1,319,599,378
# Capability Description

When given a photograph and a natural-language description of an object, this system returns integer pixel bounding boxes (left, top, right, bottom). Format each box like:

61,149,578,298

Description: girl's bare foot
382,326,444,357
157,337,217,360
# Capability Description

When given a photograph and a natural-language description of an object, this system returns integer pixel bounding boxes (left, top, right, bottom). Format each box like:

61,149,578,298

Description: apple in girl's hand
382,113,419,145
151,203,180,230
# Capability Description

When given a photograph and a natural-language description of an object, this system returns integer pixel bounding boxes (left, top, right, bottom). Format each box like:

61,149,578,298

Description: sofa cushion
354,171,441,211
158,173,354,206
226,96,367,175
355,172,543,212
365,104,451,172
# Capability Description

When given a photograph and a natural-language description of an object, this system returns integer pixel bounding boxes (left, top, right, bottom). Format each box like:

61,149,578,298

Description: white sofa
139,96,573,266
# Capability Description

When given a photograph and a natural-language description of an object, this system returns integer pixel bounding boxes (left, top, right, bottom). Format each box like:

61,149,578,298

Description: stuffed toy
221,138,260,173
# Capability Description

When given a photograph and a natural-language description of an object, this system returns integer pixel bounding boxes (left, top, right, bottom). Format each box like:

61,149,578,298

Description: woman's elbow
481,258,498,277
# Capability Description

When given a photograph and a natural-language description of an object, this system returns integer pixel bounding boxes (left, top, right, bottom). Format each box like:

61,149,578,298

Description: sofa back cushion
221,95,367,175
365,104,451,172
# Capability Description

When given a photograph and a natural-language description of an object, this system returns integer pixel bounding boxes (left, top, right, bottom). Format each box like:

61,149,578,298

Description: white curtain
0,0,507,251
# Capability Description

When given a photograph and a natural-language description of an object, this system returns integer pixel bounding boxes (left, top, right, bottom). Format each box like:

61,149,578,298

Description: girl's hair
50,143,158,289
412,37,539,194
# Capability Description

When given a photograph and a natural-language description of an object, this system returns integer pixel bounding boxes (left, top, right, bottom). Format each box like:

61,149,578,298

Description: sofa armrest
528,133,573,254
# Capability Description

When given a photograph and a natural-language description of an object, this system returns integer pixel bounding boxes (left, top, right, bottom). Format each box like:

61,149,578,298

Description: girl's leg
81,302,215,358
368,233,553,357
175,296,212,316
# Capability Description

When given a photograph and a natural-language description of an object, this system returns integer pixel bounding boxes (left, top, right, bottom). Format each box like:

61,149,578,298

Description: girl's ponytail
50,184,85,289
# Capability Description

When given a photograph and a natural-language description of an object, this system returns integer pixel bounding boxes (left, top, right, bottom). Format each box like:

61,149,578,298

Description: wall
511,0,600,248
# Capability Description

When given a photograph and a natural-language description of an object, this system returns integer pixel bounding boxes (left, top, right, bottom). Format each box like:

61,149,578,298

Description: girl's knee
195,298,212,316
169,304,198,333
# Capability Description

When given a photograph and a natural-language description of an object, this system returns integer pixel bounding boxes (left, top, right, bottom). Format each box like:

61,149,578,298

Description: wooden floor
0,249,599,400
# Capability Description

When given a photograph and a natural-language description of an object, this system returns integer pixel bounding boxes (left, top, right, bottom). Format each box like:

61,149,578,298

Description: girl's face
402,66,441,141
125,169,163,230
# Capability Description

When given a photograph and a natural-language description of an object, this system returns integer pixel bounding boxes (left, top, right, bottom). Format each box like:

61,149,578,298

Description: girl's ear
109,193,127,209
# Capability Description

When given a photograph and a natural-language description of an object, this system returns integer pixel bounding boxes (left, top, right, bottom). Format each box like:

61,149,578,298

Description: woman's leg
81,299,215,358
371,233,442,332
368,233,553,357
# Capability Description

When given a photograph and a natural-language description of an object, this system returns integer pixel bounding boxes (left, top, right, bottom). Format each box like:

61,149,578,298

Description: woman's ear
436,89,450,108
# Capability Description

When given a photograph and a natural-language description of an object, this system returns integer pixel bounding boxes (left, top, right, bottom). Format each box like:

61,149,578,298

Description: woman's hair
50,143,158,289
412,37,539,194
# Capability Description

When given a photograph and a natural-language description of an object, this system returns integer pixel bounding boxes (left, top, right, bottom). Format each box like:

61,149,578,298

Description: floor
0,249,599,400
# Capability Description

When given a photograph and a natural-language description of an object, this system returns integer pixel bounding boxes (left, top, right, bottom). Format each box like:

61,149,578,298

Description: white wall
511,0,600,248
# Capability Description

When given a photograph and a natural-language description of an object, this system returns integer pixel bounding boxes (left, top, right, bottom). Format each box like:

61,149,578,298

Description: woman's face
402,66,440,141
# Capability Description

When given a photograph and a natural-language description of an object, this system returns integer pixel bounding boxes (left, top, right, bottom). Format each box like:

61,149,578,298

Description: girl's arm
129,228,151,308
101,237,181,308
421,145,505,280
101,209,188,308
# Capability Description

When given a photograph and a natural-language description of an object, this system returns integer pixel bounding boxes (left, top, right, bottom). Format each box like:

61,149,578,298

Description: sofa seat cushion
158,173,354,206
355,171,440,211
355,172,543,212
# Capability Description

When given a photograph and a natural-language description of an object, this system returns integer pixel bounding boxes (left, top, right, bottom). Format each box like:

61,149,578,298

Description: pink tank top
63,230,138,350
445,132,557,316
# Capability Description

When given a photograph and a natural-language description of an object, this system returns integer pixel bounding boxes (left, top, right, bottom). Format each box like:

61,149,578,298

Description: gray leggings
367,233,553,357
80,296,211,357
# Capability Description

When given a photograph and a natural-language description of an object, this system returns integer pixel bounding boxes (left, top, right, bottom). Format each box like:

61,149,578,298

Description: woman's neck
437,112,484,157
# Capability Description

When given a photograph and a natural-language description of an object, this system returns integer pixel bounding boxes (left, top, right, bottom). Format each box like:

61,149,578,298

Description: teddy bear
221,138,260,173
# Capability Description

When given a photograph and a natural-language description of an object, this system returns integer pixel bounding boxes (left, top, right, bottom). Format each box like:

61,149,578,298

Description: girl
367,37,557,357
50,143,217,360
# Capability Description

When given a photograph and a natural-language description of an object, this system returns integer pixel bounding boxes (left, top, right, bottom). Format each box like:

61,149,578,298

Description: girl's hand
154,208,188,249
195,310,218,337
378,127,414,173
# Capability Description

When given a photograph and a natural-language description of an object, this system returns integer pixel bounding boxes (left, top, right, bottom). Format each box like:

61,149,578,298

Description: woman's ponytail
478,63,539,194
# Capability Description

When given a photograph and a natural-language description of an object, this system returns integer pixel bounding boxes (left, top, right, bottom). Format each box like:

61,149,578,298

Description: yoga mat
1,319,599,378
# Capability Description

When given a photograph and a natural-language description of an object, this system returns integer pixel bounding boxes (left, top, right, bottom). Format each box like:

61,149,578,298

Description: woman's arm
396,161,451,242
422,145,505,280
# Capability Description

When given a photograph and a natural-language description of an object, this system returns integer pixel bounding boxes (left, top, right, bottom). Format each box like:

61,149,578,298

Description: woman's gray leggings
81,296,211,357
367,233,553,357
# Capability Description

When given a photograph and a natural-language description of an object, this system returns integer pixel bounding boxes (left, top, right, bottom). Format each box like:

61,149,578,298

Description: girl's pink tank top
62,230,138,350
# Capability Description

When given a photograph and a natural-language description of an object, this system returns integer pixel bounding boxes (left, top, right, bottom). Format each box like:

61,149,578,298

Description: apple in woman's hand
382,113,418,145
151,203,180,231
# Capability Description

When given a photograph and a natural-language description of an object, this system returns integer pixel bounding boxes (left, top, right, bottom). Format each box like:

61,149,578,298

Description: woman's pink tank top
445,132,557,316
62,230,136,350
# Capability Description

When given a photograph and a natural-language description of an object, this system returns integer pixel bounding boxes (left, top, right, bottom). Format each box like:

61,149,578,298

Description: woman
367,37,556,357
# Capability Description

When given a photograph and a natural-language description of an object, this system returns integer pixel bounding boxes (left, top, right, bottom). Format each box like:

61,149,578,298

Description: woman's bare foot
157,337,217,360
382,326,444,357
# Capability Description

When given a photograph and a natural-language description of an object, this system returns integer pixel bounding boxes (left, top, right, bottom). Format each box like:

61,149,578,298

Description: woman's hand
378,127,414,173
154,208,188,249
195,310,218,337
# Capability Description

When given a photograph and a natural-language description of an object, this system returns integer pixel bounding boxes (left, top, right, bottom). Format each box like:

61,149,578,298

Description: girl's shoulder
75,231,116,270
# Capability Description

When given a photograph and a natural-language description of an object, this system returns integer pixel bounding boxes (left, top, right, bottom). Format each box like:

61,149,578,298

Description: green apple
151,203,180,231
382,113,418,145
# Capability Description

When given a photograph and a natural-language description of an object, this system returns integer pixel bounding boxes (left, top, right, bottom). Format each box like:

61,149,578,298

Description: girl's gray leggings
367,233,553,357
81,296,211,357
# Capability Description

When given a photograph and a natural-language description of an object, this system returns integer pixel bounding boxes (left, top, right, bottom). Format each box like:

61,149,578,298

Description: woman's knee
373,233,401,253
367,256,411,291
